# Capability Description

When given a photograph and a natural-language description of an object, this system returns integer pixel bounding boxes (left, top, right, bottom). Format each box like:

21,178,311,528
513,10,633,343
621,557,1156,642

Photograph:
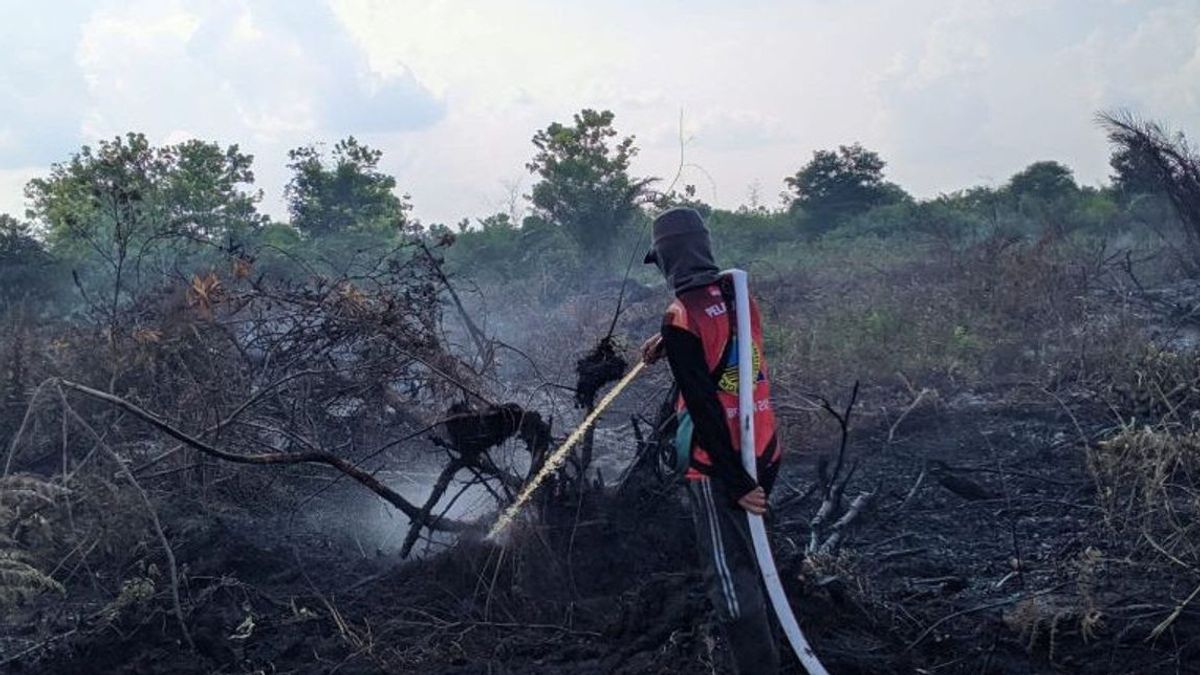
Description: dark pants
687,478,780,675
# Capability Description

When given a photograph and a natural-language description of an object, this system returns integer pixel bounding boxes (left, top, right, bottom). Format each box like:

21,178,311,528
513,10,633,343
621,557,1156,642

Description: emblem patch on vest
717,337,765,393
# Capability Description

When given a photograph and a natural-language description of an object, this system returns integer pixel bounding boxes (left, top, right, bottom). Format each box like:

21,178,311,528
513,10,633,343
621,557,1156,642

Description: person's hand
737,486,768,515
641,333,665,365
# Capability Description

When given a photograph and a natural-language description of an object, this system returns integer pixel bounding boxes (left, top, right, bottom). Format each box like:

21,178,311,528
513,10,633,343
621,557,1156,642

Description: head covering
643,207,721,294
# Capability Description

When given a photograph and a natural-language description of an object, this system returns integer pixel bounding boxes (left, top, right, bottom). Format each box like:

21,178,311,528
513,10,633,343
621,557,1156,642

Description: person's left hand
737,486,768,515
641,333,665,365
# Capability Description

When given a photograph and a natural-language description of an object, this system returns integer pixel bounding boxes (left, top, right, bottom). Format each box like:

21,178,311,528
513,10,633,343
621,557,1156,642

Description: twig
896,466,928,514
817,381,860,497
888,388,933,443
0,628,80,668
1148,579,1200,640
419,239,490,365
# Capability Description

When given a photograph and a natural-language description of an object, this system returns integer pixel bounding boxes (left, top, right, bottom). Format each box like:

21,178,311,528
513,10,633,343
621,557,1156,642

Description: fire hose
729,268,829,675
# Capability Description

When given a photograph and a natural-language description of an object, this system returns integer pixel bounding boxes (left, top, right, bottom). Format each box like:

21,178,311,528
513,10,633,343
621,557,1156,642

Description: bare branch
55,378,468,533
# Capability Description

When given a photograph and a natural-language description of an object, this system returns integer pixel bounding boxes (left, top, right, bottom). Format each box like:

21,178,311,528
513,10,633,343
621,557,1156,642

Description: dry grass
0,474,69,609
1088,425,1200,567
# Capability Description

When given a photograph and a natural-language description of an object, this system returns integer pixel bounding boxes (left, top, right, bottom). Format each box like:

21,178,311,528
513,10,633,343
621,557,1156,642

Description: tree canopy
1006,160,1079,203
27,133,263,259
526,109,651,269
285,136,411,238
1110,143,1165,200
785,143,908,232
25,133,264,317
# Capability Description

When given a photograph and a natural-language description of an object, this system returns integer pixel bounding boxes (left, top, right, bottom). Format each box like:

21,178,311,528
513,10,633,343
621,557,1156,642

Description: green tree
526,109,651,269
30,133,263,256
785,143,908,232
1004,161,1085,234
26,133,264,317
1110,144,1164,201
1006,161,1079,203
164,140,264,239
285,137,411,238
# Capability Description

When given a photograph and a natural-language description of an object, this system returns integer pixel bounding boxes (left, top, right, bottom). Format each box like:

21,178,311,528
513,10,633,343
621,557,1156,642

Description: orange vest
663,276,782,480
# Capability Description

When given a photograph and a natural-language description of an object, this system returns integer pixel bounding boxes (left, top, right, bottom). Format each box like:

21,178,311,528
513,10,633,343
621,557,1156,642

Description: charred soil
6,386,1198,674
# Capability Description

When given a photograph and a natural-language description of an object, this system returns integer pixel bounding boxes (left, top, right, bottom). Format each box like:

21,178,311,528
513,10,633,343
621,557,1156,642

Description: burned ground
4,380,1198,674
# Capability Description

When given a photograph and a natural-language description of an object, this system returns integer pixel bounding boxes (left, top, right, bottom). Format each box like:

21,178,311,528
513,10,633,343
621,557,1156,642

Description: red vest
663,277,782,480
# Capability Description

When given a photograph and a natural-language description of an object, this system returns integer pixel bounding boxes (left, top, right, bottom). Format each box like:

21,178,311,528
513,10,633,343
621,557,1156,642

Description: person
640,207,782,674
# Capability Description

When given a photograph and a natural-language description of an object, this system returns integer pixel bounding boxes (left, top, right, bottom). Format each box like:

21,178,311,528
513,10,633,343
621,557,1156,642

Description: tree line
0,107,1185,317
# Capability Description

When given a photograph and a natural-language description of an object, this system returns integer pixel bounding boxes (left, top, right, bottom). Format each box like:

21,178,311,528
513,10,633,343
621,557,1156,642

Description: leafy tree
26,133,264,318
164,140,264,239
1006,161,1079,203
785,143,908,232
1072,187,1120,231
706,208,793,259
285,137,411,238
29,133,263,256
1110,143,1164,200
1003,161,1087,235
526,109,652,269
444,211,582,285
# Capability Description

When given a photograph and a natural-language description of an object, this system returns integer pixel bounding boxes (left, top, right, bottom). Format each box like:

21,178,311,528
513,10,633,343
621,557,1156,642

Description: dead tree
806,382,876,556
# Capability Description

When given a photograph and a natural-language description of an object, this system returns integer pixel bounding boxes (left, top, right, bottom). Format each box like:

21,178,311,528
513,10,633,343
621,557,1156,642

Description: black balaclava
643,207,721,295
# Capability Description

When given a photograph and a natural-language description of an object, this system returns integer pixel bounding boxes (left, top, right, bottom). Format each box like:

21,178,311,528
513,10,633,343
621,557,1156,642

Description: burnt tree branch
55,378,468,533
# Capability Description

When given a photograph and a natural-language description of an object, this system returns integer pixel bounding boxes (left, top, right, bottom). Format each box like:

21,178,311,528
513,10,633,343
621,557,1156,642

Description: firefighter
641,207,782,674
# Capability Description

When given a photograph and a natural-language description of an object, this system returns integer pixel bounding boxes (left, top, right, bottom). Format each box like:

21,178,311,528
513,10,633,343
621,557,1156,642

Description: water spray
486,360,645,541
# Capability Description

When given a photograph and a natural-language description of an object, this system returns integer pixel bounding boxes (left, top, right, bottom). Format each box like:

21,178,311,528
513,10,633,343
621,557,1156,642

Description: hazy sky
1,0,1198,226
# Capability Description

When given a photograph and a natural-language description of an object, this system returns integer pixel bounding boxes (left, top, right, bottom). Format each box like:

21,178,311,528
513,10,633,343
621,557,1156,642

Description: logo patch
717,338,765,393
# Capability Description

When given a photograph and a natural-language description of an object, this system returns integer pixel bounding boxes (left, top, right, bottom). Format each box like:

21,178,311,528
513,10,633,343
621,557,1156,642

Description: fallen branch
888,388,934,443
55,378,467,533
2,378,55,476
818,490,875,555
400,458,465,558
896,465,928,514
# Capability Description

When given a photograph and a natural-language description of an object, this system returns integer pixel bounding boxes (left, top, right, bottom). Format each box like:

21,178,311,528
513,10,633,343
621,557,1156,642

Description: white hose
728,269,829,675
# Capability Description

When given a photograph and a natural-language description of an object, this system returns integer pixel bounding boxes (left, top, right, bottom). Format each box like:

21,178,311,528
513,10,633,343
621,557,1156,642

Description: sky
1,0,1198,226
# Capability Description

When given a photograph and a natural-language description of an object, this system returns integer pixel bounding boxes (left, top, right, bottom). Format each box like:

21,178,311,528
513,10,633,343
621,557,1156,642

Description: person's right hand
641,333,665,365
737,486,768,515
